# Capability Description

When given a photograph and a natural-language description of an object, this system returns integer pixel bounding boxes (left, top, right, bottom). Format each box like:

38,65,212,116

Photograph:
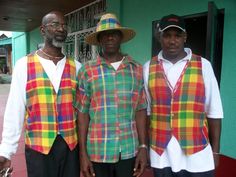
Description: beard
52,39,64,48
46,32,67,48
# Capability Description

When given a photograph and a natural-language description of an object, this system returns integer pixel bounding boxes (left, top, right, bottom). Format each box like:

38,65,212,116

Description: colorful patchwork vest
148,54,209,155
25,53,78,154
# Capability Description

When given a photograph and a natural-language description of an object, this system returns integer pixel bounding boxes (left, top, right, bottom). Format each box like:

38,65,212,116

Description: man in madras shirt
0,11,81,177
143,14,223,177
75,13,148,177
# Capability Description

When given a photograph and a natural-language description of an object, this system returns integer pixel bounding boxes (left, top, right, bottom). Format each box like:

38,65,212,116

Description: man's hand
78,111,95,177
0,156,11,170
80,152,95,177
133,148,147,177
0,156,12,177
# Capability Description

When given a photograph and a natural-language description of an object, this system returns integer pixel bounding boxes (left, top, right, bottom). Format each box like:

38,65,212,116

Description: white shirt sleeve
202,58,224,119
143,60,151,116
0,57,27,159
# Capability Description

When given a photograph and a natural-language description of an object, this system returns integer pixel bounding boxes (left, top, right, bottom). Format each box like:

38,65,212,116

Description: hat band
96,18,121,32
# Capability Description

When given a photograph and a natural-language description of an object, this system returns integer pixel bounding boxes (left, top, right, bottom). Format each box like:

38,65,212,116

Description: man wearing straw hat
75,13,148,177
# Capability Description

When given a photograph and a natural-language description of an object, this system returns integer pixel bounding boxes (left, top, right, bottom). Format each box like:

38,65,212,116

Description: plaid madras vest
25,53,78,154
148,54,209,155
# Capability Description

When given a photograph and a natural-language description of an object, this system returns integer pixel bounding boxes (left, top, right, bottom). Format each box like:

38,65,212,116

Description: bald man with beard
0,11,81,177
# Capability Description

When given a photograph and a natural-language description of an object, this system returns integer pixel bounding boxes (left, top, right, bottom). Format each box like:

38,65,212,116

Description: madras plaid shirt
75,55,147,163
149,54,209,155
25,54,78,154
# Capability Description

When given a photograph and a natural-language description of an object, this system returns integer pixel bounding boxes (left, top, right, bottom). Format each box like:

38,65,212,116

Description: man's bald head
41,11,64,26
40,11,67,48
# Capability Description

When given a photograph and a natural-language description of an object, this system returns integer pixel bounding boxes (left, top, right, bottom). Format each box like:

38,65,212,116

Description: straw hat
85,13,136,45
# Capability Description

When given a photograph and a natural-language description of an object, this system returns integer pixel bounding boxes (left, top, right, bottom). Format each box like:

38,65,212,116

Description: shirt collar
157,48,192,63
96,55,138,67
36,52,66,65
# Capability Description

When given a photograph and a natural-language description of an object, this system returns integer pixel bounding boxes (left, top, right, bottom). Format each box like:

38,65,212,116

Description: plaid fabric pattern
75,55,147,163
25,54,78,154
97,18,121,31
148,55,209,155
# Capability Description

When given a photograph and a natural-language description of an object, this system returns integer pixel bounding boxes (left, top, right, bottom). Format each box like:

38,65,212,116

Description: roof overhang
0,0,95,32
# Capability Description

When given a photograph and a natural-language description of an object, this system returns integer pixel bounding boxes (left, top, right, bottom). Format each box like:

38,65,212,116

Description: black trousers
25,135,80,177
153,167,215,177
92,157,135,177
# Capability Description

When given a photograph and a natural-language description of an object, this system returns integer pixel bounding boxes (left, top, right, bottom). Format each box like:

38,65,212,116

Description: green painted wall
28,27,43,53
108,0,236,158
106,0,122,19
12,32,27,65
12,28,43,66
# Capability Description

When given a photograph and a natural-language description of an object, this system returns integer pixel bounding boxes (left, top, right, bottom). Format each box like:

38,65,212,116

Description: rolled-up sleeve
136,82,147,111
74,66,91,113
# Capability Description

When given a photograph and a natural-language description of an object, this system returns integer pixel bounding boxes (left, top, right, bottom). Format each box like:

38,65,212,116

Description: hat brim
85,27,136,45
159,25,186,32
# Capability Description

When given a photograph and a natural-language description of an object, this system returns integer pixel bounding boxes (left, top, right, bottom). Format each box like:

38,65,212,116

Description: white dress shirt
143,48,223,172
0,54,81,159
